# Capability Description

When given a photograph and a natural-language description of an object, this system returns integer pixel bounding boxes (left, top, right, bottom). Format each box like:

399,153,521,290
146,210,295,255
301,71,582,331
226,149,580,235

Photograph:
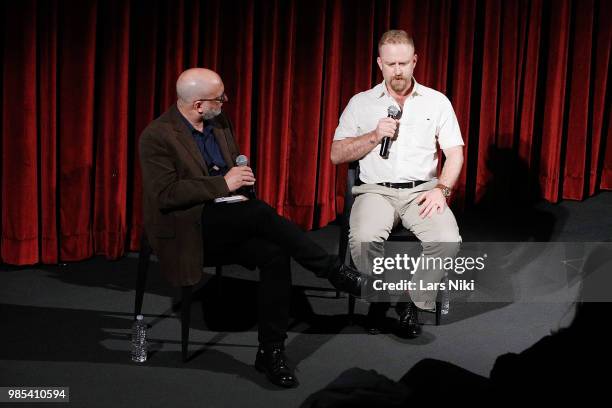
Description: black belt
376,180,427,189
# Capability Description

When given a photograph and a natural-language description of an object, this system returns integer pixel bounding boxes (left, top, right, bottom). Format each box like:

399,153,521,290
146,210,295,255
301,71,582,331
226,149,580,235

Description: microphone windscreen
387,105,400,119
236,155,248,166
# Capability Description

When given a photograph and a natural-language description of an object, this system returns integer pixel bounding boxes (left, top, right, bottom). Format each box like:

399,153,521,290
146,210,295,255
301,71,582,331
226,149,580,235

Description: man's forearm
438,147,464,189
330,131,378,164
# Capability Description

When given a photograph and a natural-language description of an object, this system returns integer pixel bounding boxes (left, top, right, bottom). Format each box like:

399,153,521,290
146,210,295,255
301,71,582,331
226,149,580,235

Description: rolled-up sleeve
334,96,360,141
436,96,464,149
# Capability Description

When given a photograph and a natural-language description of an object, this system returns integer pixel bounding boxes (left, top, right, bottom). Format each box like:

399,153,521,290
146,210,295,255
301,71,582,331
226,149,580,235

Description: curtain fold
93,0,130,259
38,0,59,264
56,0,97,261
2,0,39,264
1,0,610,265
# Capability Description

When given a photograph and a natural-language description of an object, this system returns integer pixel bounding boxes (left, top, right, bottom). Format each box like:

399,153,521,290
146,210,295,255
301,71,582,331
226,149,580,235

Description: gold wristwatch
435,183,451,198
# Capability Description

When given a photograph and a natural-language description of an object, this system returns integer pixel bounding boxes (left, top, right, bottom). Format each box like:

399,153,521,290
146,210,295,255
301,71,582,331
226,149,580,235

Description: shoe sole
254,362,299,388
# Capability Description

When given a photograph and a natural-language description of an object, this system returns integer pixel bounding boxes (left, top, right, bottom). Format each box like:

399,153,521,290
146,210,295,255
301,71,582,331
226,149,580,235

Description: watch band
435,183,451,197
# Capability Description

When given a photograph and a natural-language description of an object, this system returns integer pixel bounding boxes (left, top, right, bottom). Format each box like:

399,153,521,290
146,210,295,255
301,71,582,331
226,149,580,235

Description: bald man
139,68,370,388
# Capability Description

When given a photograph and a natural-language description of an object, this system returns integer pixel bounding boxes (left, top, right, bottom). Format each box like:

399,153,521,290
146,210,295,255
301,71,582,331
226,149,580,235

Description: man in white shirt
331,30,463,338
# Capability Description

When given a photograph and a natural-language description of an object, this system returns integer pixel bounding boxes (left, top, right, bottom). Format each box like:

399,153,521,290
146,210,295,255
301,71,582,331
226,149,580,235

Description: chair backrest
342,161,360,219
338,162,360,263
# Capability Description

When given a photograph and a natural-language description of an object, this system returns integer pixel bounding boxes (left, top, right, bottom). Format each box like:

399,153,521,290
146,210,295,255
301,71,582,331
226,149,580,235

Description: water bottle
440,286,450,315
441,275,450,315
131,314,147,363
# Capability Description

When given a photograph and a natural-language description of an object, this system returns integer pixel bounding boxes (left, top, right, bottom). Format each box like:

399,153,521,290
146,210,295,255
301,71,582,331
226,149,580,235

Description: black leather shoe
397,303,422,338
255,346,298,388
328,264,370,298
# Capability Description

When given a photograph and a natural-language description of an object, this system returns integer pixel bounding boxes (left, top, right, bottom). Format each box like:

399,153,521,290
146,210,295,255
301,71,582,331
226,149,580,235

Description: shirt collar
179,112,210,136
376,77,421,99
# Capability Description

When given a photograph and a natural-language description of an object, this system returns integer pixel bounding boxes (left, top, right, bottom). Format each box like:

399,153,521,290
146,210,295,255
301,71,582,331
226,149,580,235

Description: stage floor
1,192,610,407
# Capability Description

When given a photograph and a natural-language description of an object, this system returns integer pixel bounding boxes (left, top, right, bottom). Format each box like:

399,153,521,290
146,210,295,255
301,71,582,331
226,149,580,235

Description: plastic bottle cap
136,314,143,321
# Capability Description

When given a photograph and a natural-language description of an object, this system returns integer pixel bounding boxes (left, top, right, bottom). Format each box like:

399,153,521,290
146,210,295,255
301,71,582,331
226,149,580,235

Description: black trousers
201,199,338,345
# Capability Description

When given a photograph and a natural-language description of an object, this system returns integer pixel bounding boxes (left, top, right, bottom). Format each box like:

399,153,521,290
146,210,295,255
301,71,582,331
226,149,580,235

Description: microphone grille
387,105,400,118
236,155,248,166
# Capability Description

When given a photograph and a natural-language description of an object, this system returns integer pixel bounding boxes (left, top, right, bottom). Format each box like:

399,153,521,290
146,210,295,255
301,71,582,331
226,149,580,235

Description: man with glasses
139,68,370,388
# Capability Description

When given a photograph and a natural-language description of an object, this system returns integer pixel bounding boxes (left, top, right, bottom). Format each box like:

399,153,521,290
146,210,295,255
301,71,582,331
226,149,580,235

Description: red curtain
1,0,611,265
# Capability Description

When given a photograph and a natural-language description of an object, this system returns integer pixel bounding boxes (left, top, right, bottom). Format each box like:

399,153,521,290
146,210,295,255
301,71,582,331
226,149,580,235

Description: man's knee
250,199,276,216
419,217,461,257
422,239,461,259
349,224,391,245
411,207,461,244
245,200,281,229
430,229,462,243
423,214,462,243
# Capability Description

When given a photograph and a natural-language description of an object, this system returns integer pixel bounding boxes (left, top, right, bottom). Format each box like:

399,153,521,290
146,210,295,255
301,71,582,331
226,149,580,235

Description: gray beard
203,108,222,120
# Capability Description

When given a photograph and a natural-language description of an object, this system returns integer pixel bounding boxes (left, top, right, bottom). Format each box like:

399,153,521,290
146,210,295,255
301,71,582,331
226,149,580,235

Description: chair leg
346,256,357,324
181,285,193,363
215,265,223,296
348,295,356,325
134,244,151,318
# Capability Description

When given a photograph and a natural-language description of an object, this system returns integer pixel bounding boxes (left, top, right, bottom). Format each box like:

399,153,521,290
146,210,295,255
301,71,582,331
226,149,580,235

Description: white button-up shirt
334,79,464,184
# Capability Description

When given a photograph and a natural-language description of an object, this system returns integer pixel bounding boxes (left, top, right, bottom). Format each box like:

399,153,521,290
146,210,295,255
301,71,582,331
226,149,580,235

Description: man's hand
224,166,255,192
416,188,447,218
374,117,399,144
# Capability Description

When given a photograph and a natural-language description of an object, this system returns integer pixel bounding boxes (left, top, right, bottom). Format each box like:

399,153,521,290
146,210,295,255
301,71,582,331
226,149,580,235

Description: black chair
133,231,225,362
337,162,443,325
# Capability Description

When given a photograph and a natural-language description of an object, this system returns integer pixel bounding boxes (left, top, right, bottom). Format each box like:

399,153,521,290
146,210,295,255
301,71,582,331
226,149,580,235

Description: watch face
436,185,450,197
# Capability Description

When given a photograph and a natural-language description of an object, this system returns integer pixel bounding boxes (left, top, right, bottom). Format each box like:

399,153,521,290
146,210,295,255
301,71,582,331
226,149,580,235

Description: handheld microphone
236,154,248,167
379,105,401,157
235,155,255,198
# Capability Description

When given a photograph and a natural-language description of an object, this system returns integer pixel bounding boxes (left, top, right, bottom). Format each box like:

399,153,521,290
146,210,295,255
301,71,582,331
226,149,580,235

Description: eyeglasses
196,92,228,104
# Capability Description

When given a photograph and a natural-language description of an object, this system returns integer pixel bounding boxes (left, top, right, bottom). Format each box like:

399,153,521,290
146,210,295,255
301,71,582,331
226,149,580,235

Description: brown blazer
139,104,240,286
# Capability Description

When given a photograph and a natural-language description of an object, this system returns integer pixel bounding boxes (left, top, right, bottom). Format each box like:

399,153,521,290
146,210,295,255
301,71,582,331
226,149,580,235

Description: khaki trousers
349,180,461,310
